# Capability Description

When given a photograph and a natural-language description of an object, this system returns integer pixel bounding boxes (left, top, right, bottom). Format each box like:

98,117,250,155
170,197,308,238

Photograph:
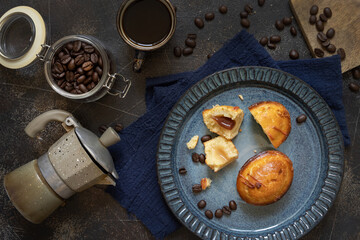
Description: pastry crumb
238,94,244,101
201,177,212,190
254,150,257,153
239,129,242,132
186,135,199,149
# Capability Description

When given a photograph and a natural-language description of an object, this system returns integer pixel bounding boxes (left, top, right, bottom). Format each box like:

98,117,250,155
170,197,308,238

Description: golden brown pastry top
236,150,294,206
249,101,291,148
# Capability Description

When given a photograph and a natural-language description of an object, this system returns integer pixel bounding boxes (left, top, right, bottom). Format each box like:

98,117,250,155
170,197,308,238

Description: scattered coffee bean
73,40,82,52
241,18,250,28
205,210,213,219
326,28,335,39
352,69,360,79
296,114,307,123
349,83,360,92
115,123,124,132
99,125,107,134
258,0,265,6
244,4,253,14
199,154,206,164
179,167,187,175
205,12,215,21
289,49,299,59
290,26,297,36
314,48,324,57
60,55,71,65
82,61,94,71
327,44,336,53
222,206,231,215
207,53,214,59
187,33,197,39
68,59,76,70
310,5,319,15
174,47,182,57
219,5,227,14
319,14,327,22
192,184,202,193
259,37,268,46
215,209,223,218
201,135,212,142
194,17,204,29
270,35,281,44
240,11,248,18
91,53,98,64
275,20,284,30
197,200,206,209
77,75,86,84
323,7,332,18
317,32,327,42
183,47,193,56
321,39,330,48
185,38,196,48
192,152,200,162
75,55,85,66
283,17,292,25
309,15,317,25
267,43,276,49
316,20,324,31
229,200,237,210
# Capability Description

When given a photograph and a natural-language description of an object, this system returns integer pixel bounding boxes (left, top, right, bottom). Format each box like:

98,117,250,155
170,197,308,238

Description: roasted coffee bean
183,47,193,56
258,0,265,7
192,184,202,193
79,84,88,93
197,200,206,209
352,69,360,79
289,49,299,59
65,82,72,87
319,14,327,22
314,48,324,57
310,5,318,15
77,75,86,84
75,55,85,66
317,32,327,42
98,56,103,67
66,42,73,50
70,89,77,94
174,46,182,57
115,123,124,132
199,154,206,164
283,17,292,25
82,61,94,71
84,45,95,53
326,28,335,39
57,79,65,86
205,210,213,219
83,77,92,85
90,53,98,64
179,167,187,175
240,11,248,18
229,200,237,210
61,55,71,65
267,43,276,49
63,47,70,55
187,33,197,39
86,84,93,91
259,37,268,46
71,50,84,57
77,67,84,75
192,152,200,162
349,83,360,92
54,62,64,73
241,18,250,28
222,206,231,215
215,209,223,218
65,71,75,82
60,81,66,89
219,5,227,14
65,85,74,92
244,4,253,14
205,12,215,21
99,125,107,133
73,40,82,52
194,17,204,29
316,20,324,31
67,59,76,70
290,26,297,36
270,35,281,44
321,39,330,48
84,53,90,62
207,53,214,59
309,15,317,25
296,114,307,123
86,69,94,76
324,7,332,18
201,135,212,142
275,20,284,30
185,38,196,48
95,66,103,76
58,51,65,59
92,72,99,83
327,44,336,53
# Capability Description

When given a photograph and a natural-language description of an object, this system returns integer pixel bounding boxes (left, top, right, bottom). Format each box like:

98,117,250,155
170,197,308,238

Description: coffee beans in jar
51,40,103,94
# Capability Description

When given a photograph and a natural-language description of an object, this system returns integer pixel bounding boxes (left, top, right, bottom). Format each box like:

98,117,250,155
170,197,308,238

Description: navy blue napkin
108,30,349,239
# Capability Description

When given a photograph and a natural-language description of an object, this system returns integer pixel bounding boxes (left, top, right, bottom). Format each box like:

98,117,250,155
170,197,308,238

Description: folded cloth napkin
108,30,350,239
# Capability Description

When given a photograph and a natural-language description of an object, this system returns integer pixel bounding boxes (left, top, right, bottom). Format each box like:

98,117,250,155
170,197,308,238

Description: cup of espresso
117,0,176,72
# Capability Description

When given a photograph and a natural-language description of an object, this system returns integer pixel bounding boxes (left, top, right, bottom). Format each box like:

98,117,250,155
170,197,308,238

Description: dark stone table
0,0,359,239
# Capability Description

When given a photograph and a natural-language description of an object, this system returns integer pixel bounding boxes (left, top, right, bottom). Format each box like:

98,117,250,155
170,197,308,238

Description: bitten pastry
202,105,244,140
204,136,238,172
236,150,294,205
186,135,199,149
249,101,291,148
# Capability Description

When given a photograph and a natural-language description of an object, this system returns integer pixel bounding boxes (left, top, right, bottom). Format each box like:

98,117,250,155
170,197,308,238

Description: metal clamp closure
36,44,51,61
104,73,131,98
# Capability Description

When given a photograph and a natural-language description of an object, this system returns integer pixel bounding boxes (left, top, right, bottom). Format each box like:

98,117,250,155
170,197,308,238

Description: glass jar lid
0,6,46,69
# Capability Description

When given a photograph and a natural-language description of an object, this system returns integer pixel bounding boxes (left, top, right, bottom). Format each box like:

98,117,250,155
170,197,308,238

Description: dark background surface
0,0,359,239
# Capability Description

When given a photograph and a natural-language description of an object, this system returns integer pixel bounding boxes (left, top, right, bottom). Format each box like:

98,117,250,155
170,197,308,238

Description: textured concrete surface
0,0,359,239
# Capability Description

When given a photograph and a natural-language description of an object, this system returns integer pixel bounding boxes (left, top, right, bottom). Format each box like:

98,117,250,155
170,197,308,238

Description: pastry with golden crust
249,101,291,148
236,150,294,205
202,105,244,140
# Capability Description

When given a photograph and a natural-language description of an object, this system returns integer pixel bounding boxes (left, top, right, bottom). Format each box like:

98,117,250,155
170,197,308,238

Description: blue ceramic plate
157,67,344,240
